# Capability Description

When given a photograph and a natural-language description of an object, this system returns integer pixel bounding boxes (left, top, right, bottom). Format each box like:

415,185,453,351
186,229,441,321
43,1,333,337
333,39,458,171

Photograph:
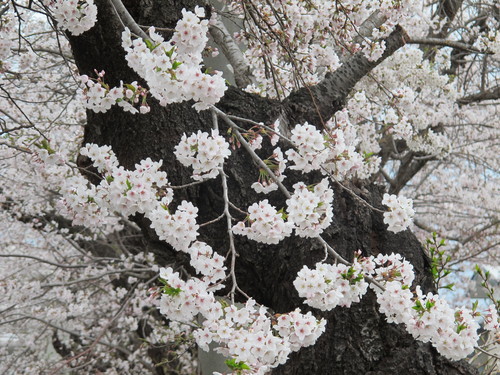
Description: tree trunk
67,1,479,374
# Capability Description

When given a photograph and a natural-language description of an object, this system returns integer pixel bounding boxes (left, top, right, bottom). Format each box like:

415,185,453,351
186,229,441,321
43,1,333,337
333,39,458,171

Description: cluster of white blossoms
59,145,171,230
79,143,118,174
374,279,481,360
285,117,367,181
323,111,365,179
372,252,415,285
381,193,415,233
188,241,226,284
174,129,231,180
158,268,326,374
484,304,500,332
375,281,415,324
58,174,121,231
286,179,334,237
293,252,497,361
97,160,169,216
80,72,150,114
286,122,328,172
273,309,327,351
476,30,500,57
372,253,417,325
0,12,14,64
408,291,480,360
232,200,293,244
361,39,387,62
47,0,97,36
234,179,334,244
158,267,219,323
406,129,451,158
346,49,456,161
170,7,208,64
103,163,168,215
121,7,226,111
293,261,369,311
32,146,65,167
148,201,199,252
62,144,226,282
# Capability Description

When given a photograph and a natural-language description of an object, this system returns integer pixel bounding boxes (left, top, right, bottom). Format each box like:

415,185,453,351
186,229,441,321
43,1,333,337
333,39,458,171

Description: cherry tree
0,0,499,374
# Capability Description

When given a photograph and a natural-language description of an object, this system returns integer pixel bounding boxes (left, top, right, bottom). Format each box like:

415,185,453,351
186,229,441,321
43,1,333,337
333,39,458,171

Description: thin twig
199,213,225,228
212,108,239,304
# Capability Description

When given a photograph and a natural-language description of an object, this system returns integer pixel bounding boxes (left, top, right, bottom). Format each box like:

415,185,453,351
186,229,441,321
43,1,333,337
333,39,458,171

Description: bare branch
209,15,254,88
0,254,88,268
458,85,500,105
408,37,488,54
108,0,149,40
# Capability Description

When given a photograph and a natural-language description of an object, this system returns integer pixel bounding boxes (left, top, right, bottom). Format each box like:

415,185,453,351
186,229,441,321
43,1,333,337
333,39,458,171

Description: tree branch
108,0,149,40
389,152,428,195
0,254,88,269
458,85,500,105
283,25,409,127
408,37,487,54
209,15,254,88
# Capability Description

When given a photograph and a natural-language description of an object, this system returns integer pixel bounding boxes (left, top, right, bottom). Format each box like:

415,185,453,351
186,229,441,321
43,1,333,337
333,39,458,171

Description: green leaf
277,207,288,220
145,39,160,51
225,358,250,371
145,39,153,50
163,286,182,296
456,323,467,334
165,47,175,58
159,278,182,296
475,265,482,275
125,179,133,191
472,300,479,311
218,298,230,310
35,139,56,155
413,300,423,310
353,274,364,283
172,61,182,69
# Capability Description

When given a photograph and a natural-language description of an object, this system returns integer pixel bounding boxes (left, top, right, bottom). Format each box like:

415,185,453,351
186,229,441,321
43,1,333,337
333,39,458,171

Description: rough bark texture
68,1,479,374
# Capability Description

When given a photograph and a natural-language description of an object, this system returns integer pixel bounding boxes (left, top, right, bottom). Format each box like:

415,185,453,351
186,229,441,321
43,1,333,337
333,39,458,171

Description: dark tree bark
67,1,479,374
